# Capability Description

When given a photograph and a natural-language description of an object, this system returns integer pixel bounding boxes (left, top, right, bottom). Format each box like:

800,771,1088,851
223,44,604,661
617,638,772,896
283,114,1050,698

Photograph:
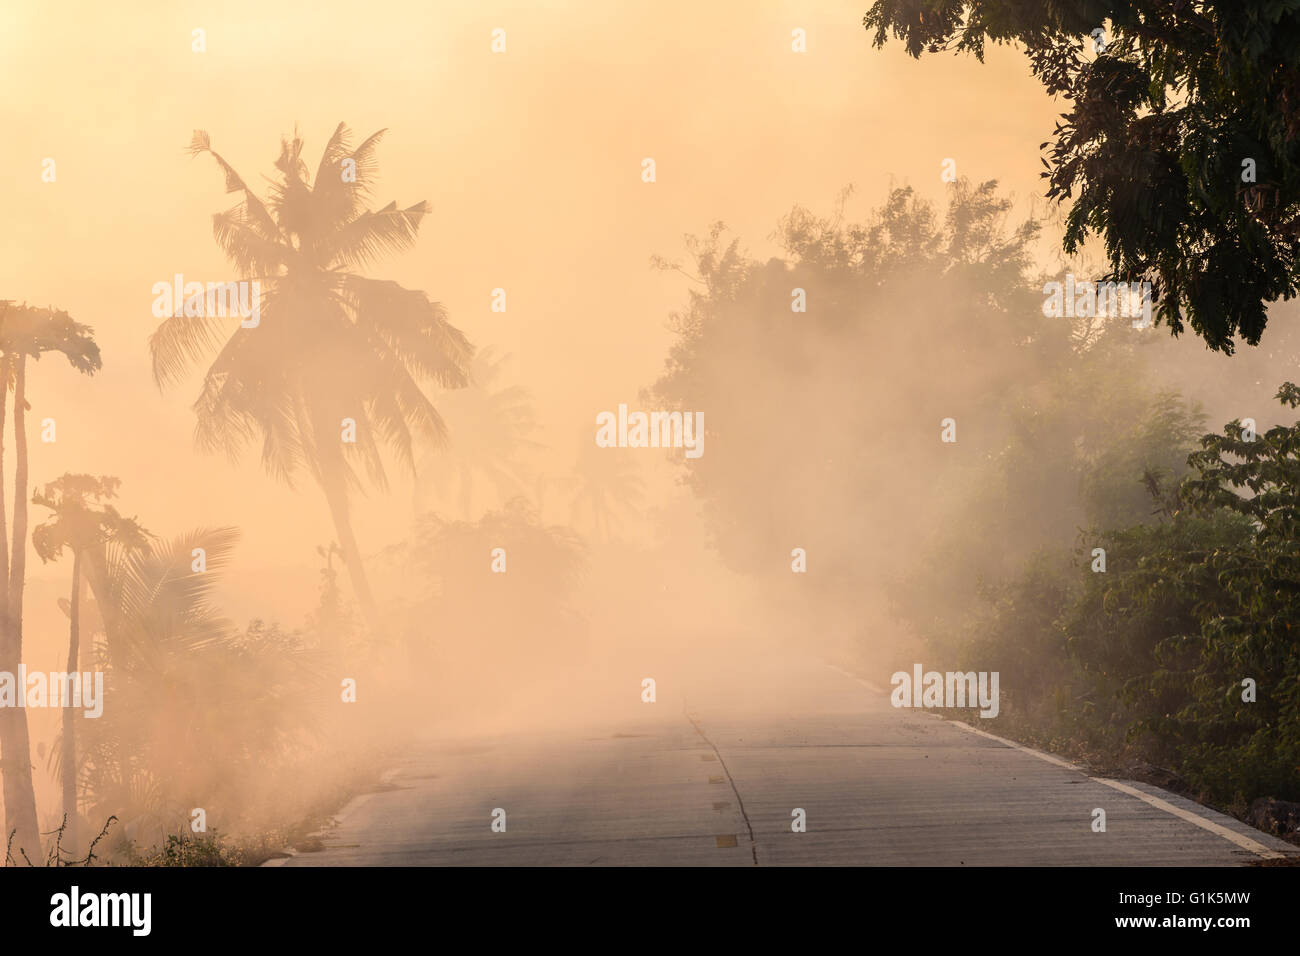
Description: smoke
5,0,1298,861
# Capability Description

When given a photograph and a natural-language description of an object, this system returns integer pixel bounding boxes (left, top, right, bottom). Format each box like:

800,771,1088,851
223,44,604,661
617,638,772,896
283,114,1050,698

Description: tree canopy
864,0,1300,352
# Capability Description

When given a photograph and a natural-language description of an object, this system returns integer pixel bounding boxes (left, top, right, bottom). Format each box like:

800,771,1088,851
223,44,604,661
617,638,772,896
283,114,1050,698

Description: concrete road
272,655,1299,866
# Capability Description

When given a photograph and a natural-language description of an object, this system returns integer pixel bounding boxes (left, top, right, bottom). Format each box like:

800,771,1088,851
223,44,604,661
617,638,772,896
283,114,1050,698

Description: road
271,653,1299,866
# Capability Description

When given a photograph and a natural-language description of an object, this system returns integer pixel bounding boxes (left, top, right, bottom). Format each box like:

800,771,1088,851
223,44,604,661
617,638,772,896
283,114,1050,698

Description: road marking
945,711,1286,859
823,661,885,694
1094,778,1285,859
686,706,759,865
700,754,717,761
712,801,730,810
824,660,1290,861
948,719,1078,769
715,835,738,848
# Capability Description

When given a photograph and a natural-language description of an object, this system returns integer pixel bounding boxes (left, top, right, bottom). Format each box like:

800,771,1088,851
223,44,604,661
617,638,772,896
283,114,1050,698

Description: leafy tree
78,527,323,842
150,124,473,635
896,366,1206,663
962,386,1300,806
650,181,1054,609
1060,507,1258,786
864,1,1300,351
381,498,586,701
32,474,147,854
0,301,101,863
1163,382,1300,798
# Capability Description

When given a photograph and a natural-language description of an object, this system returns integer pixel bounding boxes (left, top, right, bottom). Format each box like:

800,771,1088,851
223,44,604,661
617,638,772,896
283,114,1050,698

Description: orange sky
0,0,1062,622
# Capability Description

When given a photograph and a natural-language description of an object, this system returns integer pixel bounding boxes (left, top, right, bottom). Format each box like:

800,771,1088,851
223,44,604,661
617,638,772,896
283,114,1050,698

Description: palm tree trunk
0,702,40,863
0,355,40,862
76,572,90,671
0,379,10,592
9,356,27,619
62,549,81,855
318,461,382,638
81,547,116,669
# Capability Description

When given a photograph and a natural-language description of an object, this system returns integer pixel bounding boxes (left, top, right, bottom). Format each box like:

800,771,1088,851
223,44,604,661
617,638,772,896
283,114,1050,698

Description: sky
0,0,1063,624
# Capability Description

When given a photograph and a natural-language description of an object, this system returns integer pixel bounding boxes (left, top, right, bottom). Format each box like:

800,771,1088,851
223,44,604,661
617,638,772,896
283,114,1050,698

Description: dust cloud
0,0,1286,862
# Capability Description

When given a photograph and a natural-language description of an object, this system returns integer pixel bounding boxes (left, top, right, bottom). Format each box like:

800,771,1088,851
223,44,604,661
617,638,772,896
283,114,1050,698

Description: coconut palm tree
32,474,148,854
415,347,542,519
569,439,646,543
149,124,473,636
0,301,101,863
77,525,322,847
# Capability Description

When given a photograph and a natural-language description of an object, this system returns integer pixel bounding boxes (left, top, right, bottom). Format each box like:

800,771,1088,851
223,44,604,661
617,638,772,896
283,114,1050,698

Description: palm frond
340,276,473,386
211,204,291,276
148,310,231,389
187,130,281,242
323,201,430,271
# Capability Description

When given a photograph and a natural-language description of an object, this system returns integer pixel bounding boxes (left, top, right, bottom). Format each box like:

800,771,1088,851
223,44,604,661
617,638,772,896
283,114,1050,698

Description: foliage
136,830,246,867
5,815,118,867
77,529,326,843
863,0,1300,352
0,301,102,372
568,438,645,543
651,180,1055,592
150,124,472,489
382,497,587,691
960,387,1300,805
32,474,149,566
416,347,542,520
148,123,474,627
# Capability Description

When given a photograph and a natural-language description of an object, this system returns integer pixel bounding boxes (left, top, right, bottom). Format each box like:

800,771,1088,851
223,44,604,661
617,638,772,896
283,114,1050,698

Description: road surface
271,654,1298,866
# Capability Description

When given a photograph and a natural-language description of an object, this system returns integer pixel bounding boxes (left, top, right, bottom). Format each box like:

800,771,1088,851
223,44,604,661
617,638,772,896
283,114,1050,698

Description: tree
568,439,646,544
32,474,147,854
150,124,473,636
955,385,1300,805
75,526,322,843
381,498,586,701
414,347,542,520
0,301,101,863
649,181,1050,594
863,1,1300,352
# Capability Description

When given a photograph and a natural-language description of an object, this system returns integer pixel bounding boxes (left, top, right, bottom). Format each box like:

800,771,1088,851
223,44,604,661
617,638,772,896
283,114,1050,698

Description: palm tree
0,301,101,863
32,474,147,854
415,347,542,519
150,124,473,636
75,525,319,844
568,439,646,543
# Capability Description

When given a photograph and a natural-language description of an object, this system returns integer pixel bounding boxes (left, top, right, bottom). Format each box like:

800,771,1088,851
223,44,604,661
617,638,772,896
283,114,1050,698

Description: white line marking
1094,777,1283,858
823,662,885,694
948,718,1087,770
824,660,1290,860
943,707,1286,858
945,704,1287,859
